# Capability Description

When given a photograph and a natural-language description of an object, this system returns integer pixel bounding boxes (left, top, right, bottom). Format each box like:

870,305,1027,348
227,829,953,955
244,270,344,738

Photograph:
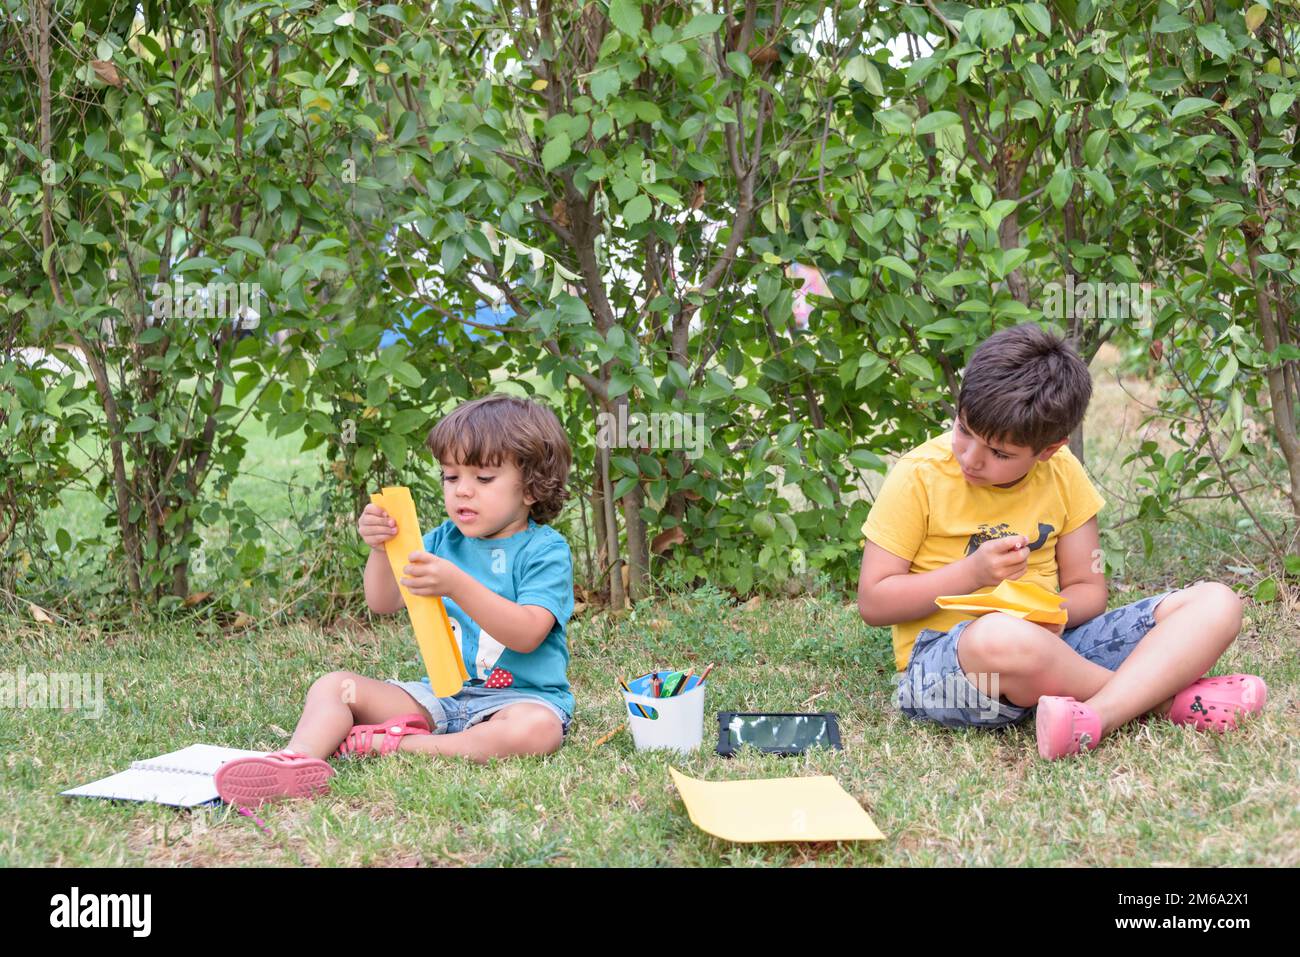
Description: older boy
857,324,1265,759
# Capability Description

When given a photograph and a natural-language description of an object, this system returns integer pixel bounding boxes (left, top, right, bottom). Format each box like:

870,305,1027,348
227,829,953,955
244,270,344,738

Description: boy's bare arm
396,552,553,653
365,547,405,614
1055,517,1107,626
447,572,554,653
857,537,1031,626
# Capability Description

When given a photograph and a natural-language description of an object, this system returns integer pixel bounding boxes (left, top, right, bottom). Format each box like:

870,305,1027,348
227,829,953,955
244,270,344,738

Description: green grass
1,574,1295,866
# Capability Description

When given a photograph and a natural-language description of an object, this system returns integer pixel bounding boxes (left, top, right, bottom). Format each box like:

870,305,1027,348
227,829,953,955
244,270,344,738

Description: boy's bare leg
960,584,1240,734
1082,582,1241,736
284,671,435,759
384,703,563,764
959,614,1130,707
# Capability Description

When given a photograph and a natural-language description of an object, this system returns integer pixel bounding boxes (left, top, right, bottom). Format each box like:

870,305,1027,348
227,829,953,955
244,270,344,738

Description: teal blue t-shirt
420,517,575,717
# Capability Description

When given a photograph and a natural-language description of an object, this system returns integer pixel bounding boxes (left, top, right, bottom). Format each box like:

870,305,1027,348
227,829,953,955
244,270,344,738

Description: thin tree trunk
1245,240,1300,545
32,0,141,593
596,441,626,609
621,481,648,601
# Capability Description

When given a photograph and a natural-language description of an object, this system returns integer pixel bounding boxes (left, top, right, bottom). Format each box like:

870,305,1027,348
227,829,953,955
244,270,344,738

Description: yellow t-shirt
861,432,1105,672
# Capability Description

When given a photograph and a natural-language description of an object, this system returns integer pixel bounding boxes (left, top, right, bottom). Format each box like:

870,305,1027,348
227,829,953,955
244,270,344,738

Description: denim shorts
386,678,572,737
896,590,1176,729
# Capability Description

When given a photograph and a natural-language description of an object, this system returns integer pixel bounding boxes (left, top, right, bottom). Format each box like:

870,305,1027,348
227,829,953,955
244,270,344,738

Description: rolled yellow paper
370,486,469,696
935,578,1069,625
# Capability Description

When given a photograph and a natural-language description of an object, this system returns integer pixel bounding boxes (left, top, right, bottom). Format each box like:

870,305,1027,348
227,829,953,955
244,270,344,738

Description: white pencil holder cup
621,674,706,753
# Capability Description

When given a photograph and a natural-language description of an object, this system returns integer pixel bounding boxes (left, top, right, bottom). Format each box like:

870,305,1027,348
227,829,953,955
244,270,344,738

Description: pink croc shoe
1170,674,1267,732
333,712,433,758
1035,696,1103,760
214,750,333,808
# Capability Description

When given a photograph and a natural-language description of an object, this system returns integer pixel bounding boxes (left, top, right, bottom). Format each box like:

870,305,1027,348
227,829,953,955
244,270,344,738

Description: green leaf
1018,2,1051,36
379,433,407,465
845,56,884,96
589,69,620,102
980,9,1015,49
224,236,266,259
607,372,633,398
1010,99,1044,124
542,132,572,171
1048,167,1074,208
1195,24,1234,61
126,415,157,433
726,51,751,78
938,269,982,287
612,475,638,500
608,0,642,36
875,109,913,134
1171,97,1216,119
1023,63,1054,105
916,110,960,135
876,255,915,281
679,13,725,40
1152,14,1190,33
1081,168,1115,205
1084,129,1109,167
623,194,651,225
899,355,934,380
83,129,107,161
174,256,220,274
391,361,423,388
661,42,686,66
1253,577,1277,603
318,344,347,369
390,409,427,434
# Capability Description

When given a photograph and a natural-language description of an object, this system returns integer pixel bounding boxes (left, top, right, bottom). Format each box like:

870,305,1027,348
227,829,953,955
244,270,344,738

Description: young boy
857,323,1266,759
215,394,576,806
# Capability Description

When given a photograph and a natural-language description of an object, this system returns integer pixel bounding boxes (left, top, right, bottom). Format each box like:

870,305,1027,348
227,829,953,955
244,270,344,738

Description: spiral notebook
61,744,266,808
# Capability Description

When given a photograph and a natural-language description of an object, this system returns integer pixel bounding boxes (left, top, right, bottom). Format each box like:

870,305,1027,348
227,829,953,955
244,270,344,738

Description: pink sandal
1170,674,1267,732
333,712,433,758
1035,696,1103,760
214,750,333,808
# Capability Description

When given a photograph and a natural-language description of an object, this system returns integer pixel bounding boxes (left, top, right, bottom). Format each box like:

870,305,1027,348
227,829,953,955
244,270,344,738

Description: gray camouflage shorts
895,590,1176,728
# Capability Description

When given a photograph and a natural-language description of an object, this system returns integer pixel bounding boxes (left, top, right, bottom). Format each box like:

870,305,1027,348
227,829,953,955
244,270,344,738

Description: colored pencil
619,678,650,718
594,725,625,747
672,668,696,696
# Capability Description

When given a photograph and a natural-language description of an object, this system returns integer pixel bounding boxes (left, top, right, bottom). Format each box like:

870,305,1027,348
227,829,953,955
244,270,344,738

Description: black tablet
715,712,842,757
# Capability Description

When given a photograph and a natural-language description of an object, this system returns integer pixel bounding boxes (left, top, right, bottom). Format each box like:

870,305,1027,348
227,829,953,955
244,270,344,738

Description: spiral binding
127,761,211,777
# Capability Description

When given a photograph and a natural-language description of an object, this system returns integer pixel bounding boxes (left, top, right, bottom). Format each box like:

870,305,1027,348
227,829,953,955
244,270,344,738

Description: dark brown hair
426,394,572,524
956,323,1092,452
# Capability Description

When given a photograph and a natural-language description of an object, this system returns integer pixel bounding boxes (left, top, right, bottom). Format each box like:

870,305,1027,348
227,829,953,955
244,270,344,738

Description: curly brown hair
425,394,572,524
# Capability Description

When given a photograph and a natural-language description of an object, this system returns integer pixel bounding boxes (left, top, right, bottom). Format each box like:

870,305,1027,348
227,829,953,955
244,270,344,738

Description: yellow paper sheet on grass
669,767,884,843
370,486,468,697
934,578,1068,625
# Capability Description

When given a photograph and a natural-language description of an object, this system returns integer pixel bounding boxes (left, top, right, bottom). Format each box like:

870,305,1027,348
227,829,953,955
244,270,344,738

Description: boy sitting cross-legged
856,323,1266,759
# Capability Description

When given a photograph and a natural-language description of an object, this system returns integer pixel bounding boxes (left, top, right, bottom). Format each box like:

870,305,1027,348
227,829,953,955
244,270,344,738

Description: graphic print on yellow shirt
861,432,1105,672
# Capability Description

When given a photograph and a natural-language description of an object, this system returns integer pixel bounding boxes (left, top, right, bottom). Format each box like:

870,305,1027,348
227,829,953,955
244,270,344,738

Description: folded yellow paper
934,578,1068,625
669,767,884,843
370,486,469,696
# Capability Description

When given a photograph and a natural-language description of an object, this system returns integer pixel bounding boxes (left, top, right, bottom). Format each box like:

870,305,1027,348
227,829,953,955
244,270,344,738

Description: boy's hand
359,504,398,551
969,535,1029,588
399,551,463,598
